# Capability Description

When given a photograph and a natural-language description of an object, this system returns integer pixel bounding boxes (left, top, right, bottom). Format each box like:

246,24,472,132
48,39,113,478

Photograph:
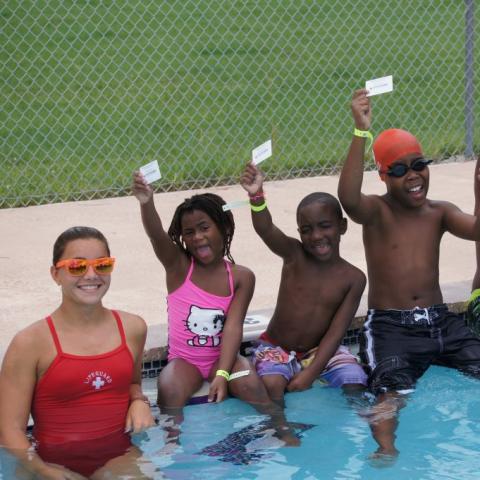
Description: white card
252,140,272,165
140,160,161,184
222,200,249,212
366,75,393,97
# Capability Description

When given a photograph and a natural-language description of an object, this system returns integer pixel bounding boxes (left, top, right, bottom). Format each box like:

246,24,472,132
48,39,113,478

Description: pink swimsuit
167,258,234,378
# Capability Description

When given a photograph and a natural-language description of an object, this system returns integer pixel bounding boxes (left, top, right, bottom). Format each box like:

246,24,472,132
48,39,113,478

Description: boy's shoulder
336,257,366,283
371,194,454,218
298,249,365,286
385,196,455,214
427,198,458,210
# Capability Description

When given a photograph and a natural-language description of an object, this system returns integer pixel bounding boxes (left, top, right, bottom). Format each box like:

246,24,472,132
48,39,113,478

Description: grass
1,0,478,207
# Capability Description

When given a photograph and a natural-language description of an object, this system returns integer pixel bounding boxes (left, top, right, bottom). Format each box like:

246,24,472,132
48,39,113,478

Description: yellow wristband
216,369,230,380
353,128,373,151
250,201,267,213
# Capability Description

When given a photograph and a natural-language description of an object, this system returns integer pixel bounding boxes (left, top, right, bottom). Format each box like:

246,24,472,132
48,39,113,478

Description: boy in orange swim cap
338,89,480,462
373,128,423,180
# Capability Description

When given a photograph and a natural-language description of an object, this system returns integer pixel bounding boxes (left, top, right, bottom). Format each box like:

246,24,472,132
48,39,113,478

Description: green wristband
353,128,373,151
216,369,230,380
250,201,267,213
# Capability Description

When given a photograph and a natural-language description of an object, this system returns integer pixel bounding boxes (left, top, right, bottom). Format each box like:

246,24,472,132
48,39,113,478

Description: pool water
2,366,480,479
141,366,480,480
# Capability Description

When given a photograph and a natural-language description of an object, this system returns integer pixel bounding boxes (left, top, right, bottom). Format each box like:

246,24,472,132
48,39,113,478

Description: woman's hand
125,399,155,434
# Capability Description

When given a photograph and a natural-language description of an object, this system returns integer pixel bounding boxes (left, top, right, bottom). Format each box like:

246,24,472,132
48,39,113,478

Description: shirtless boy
338,89,480,458
240,163,367,406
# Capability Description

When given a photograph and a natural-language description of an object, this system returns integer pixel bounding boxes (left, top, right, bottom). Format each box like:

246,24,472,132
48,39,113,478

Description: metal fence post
464,0,475,158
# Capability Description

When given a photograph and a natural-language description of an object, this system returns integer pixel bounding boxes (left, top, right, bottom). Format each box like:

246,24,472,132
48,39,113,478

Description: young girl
0,226,155,479
132,173,274,424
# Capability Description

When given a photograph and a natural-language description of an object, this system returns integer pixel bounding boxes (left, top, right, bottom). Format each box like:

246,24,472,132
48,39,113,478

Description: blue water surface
2,366,480,479
139,366,480,480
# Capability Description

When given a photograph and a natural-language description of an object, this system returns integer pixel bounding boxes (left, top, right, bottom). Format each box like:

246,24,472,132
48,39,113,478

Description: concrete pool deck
0,159,477,362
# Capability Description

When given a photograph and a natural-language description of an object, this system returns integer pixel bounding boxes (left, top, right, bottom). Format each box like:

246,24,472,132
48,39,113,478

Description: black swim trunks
359,304,480,394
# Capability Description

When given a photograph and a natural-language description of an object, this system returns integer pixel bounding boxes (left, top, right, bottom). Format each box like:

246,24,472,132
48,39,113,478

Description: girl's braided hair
168,193,235,263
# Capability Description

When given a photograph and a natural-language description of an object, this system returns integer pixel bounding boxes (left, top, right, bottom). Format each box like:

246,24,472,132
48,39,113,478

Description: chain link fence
1,0,478,208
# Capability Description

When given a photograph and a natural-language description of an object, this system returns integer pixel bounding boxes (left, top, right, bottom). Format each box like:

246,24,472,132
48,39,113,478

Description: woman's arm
0,328,85,479
123,313,155,433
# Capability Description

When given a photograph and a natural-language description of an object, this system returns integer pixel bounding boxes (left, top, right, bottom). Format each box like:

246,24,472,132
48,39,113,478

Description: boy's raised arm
240,163,296,259
338,89,379,225
132,171,180,270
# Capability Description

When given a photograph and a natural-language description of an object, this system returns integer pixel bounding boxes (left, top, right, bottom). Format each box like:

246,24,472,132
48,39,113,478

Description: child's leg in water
359,392,406,465
157,358,203,445
340,382,369,425
339,382,402,465
226,356,300,446
261,374,288,408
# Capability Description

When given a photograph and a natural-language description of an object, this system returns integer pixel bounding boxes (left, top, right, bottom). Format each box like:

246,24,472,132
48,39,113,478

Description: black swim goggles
381,158,432,178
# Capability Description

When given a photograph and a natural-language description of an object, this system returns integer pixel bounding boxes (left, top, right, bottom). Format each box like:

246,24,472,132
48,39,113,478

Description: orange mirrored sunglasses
55,257,116,276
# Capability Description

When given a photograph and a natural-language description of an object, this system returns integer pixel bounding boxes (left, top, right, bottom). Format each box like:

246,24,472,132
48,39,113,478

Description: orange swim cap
373,129,423,179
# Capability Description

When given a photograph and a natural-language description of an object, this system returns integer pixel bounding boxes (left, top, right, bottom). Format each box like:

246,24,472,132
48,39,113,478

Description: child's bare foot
274,425,301,447
368,447,399,468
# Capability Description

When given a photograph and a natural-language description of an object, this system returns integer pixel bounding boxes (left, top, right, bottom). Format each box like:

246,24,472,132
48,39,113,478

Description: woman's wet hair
53,226,110,264
168,193,235,263
296,192,344,222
